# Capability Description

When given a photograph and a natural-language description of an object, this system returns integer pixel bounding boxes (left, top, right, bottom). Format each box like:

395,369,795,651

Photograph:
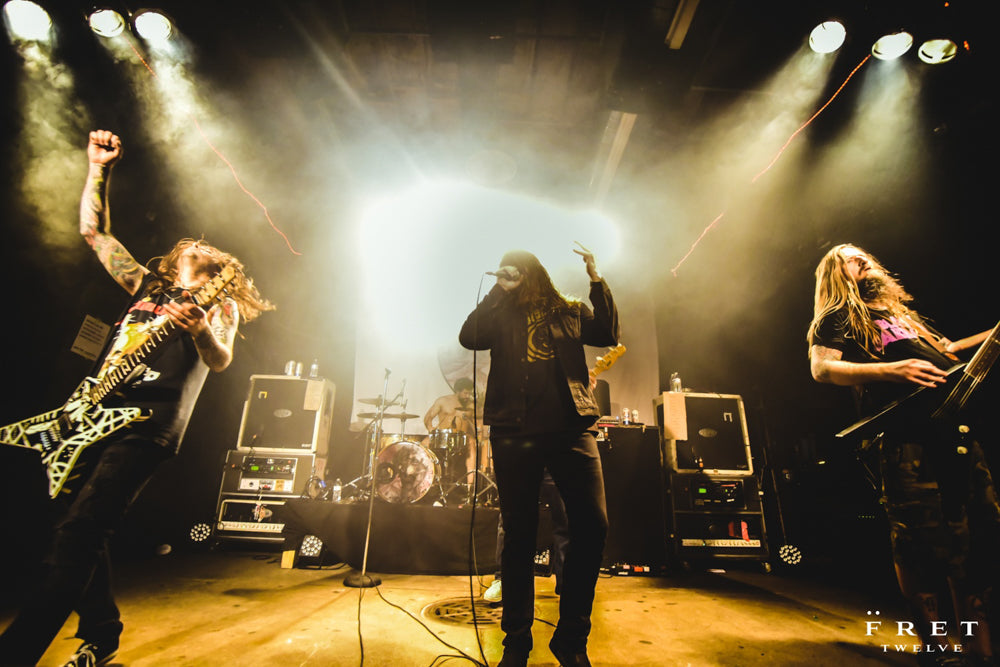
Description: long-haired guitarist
808,243,999,663
0,130,274,667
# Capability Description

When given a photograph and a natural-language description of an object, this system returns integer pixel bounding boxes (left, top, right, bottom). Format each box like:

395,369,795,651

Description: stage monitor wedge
236,375,335,457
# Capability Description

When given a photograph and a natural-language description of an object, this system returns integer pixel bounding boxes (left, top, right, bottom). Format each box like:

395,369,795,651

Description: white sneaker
484,579,502,602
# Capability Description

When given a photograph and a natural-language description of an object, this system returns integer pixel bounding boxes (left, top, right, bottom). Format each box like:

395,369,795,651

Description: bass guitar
0,265,237,497
837,320,1000,440
593,343,626,377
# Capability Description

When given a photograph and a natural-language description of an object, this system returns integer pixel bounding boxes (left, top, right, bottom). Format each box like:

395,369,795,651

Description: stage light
88,8,125,37
189,521,212,543
871,30,913,60
133,8,172,43
300,534,324,558
808,21,846,54
778,543,803,566
917,38,958,64
2,0,51,41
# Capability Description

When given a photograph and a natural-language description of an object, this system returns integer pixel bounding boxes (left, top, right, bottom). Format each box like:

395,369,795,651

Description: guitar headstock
593,343,626,375
194,264,238,306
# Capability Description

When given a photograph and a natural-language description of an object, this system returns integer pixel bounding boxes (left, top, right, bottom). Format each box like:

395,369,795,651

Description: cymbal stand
345,368,393,589
447,469,498,506
344,380,407,499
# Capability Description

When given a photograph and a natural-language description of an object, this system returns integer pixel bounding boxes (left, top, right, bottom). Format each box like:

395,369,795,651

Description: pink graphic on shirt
876,316,917,348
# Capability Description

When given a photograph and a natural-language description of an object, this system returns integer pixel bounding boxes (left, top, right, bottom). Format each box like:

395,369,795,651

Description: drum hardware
344,369,410,589
445,468,498,507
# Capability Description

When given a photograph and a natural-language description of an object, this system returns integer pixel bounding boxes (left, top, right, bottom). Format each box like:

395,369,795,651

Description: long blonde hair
806,243,915,358
149,238,275,323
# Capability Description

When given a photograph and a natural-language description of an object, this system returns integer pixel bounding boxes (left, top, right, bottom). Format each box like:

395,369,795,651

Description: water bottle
309,359,319,378
331,478,342,503
670,372,682,392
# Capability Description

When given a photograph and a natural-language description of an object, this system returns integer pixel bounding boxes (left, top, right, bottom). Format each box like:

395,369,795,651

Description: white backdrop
350,182,658,439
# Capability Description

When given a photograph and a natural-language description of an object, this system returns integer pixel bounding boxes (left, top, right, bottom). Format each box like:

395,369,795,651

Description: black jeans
491,430,608,654
0,436,170,666
494,470,570,590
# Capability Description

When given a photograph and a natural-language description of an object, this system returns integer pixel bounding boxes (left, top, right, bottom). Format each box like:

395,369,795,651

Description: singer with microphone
459,243,618,667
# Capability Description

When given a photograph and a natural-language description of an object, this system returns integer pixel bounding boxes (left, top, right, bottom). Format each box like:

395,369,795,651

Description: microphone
486,268,518,280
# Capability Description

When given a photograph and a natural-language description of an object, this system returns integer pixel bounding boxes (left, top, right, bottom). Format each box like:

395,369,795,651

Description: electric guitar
837,320,1000,440
0,265,237,497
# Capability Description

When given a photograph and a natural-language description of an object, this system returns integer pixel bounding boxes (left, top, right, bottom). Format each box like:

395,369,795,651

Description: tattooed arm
80,130,148,295
162,296,239,372
810,344,948,388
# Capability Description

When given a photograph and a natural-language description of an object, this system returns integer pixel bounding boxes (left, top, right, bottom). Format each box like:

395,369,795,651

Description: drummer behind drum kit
346,395,497,507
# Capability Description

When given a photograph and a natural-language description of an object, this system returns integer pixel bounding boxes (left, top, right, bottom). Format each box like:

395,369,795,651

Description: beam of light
670,55,871,276
102,31,300,255
3,0,51,42
10,32,84,255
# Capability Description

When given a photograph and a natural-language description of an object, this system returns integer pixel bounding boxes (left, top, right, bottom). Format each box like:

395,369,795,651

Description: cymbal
385,412,420,420
358,396,400,406
356,411,420,421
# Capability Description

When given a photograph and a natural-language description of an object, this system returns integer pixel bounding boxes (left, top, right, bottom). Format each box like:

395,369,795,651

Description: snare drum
374,441,440,503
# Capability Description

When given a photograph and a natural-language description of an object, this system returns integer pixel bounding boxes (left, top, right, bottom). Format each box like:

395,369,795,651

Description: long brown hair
499,250,578,312
149,238,275,323
807,243,915,357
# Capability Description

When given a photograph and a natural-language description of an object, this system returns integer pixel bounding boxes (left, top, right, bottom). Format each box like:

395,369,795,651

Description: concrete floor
1,541,949,667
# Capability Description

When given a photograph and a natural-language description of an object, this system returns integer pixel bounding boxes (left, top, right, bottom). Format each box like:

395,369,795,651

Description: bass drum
374,441,440,504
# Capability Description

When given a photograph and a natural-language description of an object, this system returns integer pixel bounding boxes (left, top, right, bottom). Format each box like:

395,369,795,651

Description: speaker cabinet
236,375,335,456
598,425,669,568
653,392,752,475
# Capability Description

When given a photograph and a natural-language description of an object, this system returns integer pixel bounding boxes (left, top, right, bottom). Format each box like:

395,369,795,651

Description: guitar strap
908,316,959,362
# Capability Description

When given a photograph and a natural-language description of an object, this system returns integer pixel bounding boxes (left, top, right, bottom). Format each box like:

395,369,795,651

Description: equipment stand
344,369,395,589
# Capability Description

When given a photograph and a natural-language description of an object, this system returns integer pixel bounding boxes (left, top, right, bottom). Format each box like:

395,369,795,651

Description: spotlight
2,0,51,41
133,8,172,43
778,543,803,566
299,534,324,559
871,30,913,60
808,20,846,54
88,8,125,38
917,38,958,65
189,521,212,543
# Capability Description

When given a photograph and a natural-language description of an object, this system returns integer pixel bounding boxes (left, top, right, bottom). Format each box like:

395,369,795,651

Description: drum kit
346,394,497,507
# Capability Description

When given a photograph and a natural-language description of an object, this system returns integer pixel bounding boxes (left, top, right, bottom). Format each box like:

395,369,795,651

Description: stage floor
0,542,946,667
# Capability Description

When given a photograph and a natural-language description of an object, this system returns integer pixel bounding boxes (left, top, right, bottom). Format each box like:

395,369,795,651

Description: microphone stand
344,369,391,589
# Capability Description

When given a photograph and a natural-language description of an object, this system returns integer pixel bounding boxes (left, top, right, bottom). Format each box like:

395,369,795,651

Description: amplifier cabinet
598,425,669,568
218,450,319,498
236,375,335,456
667,473,769,564
653,392,753,475
215,494,287,542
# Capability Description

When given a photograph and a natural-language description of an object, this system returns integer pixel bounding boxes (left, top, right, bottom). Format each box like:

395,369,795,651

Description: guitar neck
91,319,181,402
937,320,1000,416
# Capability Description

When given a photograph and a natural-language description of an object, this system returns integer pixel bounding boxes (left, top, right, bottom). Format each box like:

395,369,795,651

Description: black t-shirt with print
93,275,221,453
811,307,957,413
